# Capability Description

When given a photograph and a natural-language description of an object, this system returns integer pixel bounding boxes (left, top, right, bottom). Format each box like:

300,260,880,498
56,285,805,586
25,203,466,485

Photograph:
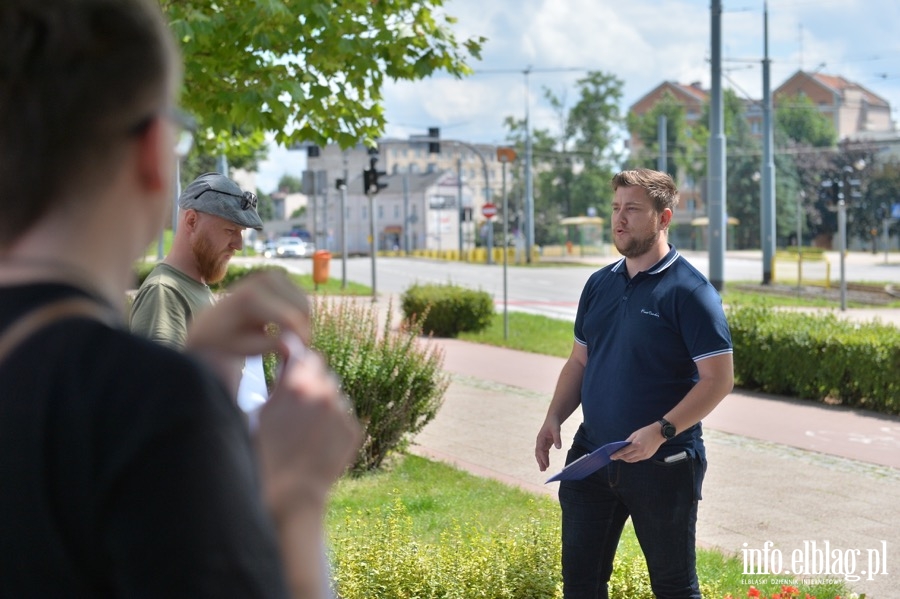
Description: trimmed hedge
729,305,900,414
401,283,494,338
133,261,288,291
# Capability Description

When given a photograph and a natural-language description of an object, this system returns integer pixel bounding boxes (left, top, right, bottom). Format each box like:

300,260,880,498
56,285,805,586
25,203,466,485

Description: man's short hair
611,169,680,213
0,0,178,246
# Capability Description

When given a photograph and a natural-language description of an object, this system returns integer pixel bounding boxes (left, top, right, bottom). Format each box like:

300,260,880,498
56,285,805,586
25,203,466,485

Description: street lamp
497,147,518,340
834,159,865,310
796,190,806,295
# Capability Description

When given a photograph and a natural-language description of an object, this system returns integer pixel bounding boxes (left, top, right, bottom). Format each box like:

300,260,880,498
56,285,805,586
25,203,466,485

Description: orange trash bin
312,250,331,285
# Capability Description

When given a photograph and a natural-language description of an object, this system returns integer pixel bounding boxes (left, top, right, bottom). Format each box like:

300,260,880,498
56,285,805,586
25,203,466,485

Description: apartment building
627,70,895,248
303,136,503,253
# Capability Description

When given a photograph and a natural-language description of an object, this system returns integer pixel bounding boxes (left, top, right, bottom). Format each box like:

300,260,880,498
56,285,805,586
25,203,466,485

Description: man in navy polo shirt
535,168,734,599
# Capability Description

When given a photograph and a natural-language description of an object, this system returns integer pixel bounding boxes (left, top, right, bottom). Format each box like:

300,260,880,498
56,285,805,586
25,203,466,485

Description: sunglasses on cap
240,191,258,210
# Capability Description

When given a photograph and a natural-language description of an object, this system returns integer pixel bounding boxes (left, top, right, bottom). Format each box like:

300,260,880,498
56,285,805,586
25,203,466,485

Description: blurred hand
186,270,311,356
185,271,311,395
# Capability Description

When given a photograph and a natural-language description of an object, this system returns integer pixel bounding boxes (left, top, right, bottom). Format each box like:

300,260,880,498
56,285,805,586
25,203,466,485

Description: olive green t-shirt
130,263,214,349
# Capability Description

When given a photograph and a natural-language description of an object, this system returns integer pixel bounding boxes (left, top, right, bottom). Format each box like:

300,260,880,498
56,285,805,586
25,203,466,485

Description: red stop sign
481,203,498,219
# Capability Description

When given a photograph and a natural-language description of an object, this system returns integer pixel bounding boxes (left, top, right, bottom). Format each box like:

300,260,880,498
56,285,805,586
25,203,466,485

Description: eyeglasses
241,191,258,210
128,107,196,157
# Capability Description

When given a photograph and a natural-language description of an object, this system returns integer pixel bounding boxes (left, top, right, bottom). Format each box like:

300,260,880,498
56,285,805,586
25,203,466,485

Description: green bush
729,305,900,413
401,283,494,338
132,261,287,290
311,298,450,473
330,497,562,598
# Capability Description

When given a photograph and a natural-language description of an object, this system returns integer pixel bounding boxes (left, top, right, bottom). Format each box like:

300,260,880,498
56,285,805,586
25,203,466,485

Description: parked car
268,236,313,258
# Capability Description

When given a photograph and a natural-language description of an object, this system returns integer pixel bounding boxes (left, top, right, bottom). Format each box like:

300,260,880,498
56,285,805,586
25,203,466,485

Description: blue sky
256,0,900,192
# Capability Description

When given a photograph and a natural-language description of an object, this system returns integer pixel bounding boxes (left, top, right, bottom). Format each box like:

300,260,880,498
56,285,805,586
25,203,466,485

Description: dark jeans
558,444,706,599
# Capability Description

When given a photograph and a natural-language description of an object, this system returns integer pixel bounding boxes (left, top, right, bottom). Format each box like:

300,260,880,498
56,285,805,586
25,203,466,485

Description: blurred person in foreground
0,1,361,597
535,169,734,599
130,171,264,349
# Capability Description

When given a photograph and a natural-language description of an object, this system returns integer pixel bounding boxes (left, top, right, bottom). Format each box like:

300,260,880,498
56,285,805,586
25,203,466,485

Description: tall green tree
510,71,624,246
626,91,704,186
163,0,484,158
277,174,305,194
776,94,838,148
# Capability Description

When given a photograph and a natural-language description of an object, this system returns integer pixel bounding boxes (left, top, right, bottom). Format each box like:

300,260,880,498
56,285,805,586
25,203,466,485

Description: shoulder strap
0,298,119,367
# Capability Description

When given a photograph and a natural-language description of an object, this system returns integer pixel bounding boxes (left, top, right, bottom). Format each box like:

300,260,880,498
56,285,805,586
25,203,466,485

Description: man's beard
615,228,659,259
192,234,230,284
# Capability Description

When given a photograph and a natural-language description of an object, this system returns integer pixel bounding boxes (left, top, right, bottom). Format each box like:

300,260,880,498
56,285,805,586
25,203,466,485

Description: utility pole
497,147,517,340
524,67,534,264
657,115,667,173
363,156,387,300
707,0,727,291
760,1,776,284
341,154,348,289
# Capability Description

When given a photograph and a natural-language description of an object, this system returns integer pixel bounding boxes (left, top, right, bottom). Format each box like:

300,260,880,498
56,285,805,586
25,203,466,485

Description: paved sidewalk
405,334,900,599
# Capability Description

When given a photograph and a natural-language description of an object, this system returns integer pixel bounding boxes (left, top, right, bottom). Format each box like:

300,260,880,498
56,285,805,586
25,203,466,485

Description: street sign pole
486,205,494,265
482,203,497,265
496,147,517,340
369,190,376,300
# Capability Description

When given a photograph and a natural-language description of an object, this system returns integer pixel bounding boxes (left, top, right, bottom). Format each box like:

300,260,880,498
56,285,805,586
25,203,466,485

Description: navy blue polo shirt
572,246,732,457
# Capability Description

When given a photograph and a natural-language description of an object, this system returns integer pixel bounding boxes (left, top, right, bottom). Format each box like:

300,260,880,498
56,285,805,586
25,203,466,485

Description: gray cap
178,172,264,230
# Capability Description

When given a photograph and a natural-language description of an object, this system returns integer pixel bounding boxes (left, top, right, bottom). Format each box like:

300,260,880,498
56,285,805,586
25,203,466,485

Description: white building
312,170,476,255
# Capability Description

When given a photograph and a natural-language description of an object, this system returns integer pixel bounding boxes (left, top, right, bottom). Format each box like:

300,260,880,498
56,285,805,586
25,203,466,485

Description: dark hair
0,0,177,246
611,168,680,214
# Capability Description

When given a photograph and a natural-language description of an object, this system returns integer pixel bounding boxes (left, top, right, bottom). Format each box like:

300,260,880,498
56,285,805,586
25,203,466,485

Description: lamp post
450,140,491,263
796,190,805,295
835,160,865,311
497,147,518,340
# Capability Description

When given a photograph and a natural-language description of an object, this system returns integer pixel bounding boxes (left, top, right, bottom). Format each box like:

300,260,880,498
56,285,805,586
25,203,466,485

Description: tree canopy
503,71,624,246
162,0,484,157
775,93,838,148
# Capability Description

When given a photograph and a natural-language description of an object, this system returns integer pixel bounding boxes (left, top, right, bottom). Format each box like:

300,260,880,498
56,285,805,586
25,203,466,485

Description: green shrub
330,497,562,598
132,261,287,290
213,263,288,292
401,283,494,338
311,298,450,473
729,305,900,413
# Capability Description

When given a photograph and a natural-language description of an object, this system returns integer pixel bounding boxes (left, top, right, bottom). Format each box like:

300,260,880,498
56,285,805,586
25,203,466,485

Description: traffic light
363,157,387,195
428,127,440,154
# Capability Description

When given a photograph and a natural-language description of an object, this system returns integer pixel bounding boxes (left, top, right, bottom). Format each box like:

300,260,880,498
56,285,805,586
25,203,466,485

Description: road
245,250,900,322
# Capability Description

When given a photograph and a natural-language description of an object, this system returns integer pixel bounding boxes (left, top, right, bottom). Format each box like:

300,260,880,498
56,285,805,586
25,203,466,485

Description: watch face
660,420,676,439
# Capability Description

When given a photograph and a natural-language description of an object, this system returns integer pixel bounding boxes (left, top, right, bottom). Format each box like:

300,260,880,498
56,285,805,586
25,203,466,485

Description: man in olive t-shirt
131,172,263,348
130,262,216,348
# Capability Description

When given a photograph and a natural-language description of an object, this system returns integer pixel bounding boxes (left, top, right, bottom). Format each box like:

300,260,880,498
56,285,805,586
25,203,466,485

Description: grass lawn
290,273,371,296
327,455,849,599
458,311,575,359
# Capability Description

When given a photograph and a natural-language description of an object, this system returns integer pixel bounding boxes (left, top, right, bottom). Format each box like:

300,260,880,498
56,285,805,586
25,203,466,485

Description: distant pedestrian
130,172,263,349
535,168,734,599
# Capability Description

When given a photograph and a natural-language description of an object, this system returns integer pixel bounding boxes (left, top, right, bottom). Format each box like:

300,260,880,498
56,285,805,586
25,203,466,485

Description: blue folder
545,441,631,483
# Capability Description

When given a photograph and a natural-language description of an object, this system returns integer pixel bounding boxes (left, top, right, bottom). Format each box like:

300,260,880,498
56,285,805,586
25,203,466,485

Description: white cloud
258,0,900,185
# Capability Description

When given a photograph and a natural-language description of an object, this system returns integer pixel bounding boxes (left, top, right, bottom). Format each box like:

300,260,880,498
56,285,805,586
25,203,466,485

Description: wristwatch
658,418,676,440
